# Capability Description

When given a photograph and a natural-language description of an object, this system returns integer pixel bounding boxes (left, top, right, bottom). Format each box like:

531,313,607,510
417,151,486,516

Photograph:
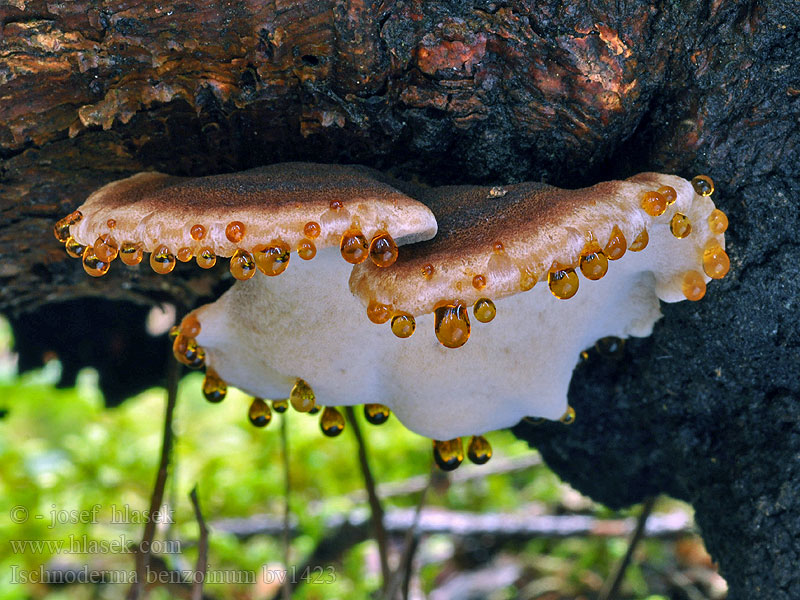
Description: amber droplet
604,226,627,260
202,370,227,403
467,435,492,465
560,406,576,424
473,298,496,323
641,191,668,217
708,209,728,234
297,239,316,260
230,249,256,280
519,266,537,291
320,407,345,437
303,221,321,239
548,269,579,299
629,229,649,252
367,301,392,324
658,185,677,205
254,240,290,276
691,175,714,196
196,247,216,269
272,399,289,413
368,231,399,267
682,270,706,301
94,234,119,262
364,404,390,425
340,229,369,264
190,224,206,241
120,241,143,265
595,336,625,359
104,219,115,229
177,247,193,262
493,241,504,253
472,274,487,290
421,264,434,279
82,246,110,277
579,250,608,280
391,313,416,338
225,221,246,243
308,405,321,415
248,398,272,428
180,314,202,337
150,245,176,274
434,302,471,348
168,325,179,340
65,237,86,258
433,438,464,471
53,211,81,243
289,378,316,412
172,335,204,368
330,200,343,211
703,244,730,279
670,213,692,238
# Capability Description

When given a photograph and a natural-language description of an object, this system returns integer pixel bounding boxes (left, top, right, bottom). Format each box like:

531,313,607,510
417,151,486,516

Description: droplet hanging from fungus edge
289,379,316,412
82,246,110,277
548,268,579,299
368,231,399,267
433,438,464,471
629,229,649,252
150,245,176,274
320,407,345,437
254,241,290,276
691,175,714,196
467,435,492,464
202,370,227,403
434,302,471,348
473,298,496,323
230,249,257,280
670,213,692,239
364,404,390,425
248,398,272,428
391,313,416,338
340,228,369,264
120,241,143,265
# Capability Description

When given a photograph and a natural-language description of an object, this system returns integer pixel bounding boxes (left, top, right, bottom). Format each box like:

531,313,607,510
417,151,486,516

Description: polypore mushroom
57,167,729,471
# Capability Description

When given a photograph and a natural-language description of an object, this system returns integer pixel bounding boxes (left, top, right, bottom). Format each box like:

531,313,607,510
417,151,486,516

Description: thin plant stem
345,406,391,590
598,496,658,600
281,412,291,600
189,486,209,600
127,355,180,600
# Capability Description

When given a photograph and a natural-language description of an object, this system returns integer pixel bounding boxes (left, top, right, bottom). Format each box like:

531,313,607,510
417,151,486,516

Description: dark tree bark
1,1,798,598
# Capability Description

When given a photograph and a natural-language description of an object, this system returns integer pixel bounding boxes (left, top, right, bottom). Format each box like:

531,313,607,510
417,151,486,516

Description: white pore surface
195,183,722,439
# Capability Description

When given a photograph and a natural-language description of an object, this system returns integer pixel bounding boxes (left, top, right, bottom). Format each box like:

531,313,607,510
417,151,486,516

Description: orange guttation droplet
421,264,435,279
93,234,119,262
368,231,399,268
519,266,537,291
150,245,176,274
106,218,117,229
330,200,343,211
340,229,369,264
391,313,416,338
54,218,72,243
290,378,316,412
433,438,464,471
297,239,317,260
560,406,576,424
629,229,649,252
248,398,272,428
364,404,391,425
225,221,246,243
202,370,227,403
303,221,321,239
472,274,487,290
254,240,290,276
682,270,706,301
691,175,714,196
65,237,87,259
434,302,471,348
172,335,205,368
169,325,179,341
120,241,144,266
657,185,677,205
604,225,627,260
177,247,193,263
467,435,492,465
230,249,257,280
272,399,289,413
493,241,504,253
548,268,579,299
473,298,496,323
670,213,692,239
703,244,730,279
579,248,609,281
180,314,202,337
640,190,668,217
320,406,345,437
190,224,206,241
82,246,110,277
367,301,392,324
196,247,216,269
708,209,729,234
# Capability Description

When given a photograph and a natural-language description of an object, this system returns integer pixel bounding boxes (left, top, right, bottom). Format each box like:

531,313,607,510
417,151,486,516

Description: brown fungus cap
69,163,437,260
350,174,699,315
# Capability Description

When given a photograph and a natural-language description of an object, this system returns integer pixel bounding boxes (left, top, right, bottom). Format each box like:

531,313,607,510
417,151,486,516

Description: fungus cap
69,163,438,258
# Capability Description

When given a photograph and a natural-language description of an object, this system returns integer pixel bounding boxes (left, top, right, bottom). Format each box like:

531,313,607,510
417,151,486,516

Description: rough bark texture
1,1,798,598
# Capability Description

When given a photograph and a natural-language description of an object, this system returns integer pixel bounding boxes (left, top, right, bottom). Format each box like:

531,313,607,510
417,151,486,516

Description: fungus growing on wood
57,167,728,471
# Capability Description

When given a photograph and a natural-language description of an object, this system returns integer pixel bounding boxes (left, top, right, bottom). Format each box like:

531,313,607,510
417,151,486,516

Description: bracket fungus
56,166,729,471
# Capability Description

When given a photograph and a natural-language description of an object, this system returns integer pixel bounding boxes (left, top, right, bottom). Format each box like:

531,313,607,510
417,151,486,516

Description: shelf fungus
57,167,729,470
